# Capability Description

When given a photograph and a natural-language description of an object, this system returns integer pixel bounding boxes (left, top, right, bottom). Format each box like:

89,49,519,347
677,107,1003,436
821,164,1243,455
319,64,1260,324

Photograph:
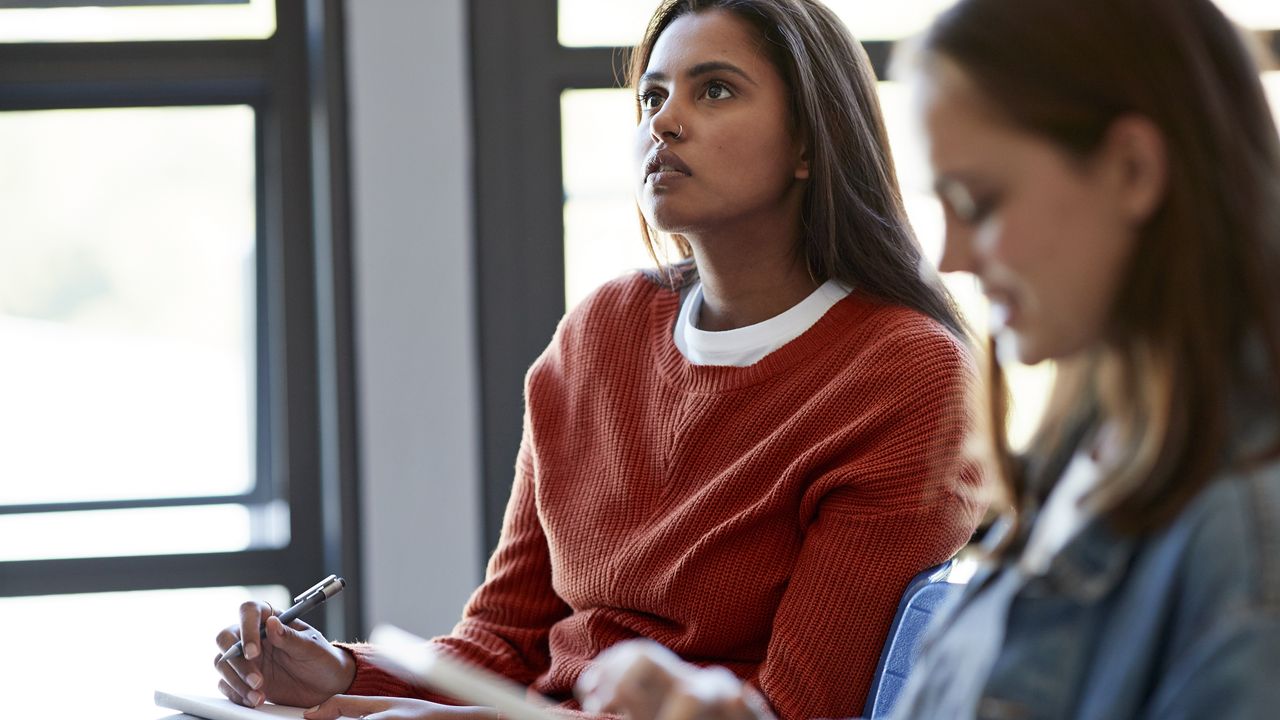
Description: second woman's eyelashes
937,178,999,225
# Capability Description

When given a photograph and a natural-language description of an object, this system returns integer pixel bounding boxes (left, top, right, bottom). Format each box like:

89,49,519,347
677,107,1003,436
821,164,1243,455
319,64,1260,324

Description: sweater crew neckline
649,280,875,393
674,280,852,367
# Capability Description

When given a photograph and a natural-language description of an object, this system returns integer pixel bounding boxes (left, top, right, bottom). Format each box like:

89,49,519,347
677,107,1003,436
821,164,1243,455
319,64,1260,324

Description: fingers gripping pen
218,574,346,663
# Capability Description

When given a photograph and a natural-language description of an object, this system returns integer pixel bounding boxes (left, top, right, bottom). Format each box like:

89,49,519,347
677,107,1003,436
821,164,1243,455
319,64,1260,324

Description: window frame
0,0,362,639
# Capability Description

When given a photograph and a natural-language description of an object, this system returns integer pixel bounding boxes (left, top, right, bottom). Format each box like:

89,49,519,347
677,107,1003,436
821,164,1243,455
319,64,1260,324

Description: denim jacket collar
1034,517,1137,601
966,513,1138,604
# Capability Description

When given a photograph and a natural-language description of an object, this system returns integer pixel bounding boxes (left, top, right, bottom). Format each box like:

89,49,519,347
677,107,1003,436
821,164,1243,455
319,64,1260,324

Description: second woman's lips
644,148,693,181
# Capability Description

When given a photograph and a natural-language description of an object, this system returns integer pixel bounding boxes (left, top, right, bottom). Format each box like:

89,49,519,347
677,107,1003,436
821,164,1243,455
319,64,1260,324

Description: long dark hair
920,0,1280,541
628,0,969,340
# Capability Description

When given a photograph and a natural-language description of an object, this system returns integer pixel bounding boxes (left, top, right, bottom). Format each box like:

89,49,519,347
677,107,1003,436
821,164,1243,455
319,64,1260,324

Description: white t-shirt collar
673,279,852,367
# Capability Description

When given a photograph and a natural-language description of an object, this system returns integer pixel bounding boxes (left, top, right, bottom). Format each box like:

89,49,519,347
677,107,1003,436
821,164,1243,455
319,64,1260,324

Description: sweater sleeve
754,334,985,720
342,392,573,700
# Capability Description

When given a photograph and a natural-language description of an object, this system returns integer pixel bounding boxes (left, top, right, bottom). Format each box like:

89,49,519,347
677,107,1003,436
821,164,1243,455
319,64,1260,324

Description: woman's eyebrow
640,60,758,86
687,60,757,85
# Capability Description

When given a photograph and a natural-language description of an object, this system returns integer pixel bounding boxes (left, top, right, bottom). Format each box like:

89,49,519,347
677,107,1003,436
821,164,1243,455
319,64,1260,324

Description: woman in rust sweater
215,2,984,719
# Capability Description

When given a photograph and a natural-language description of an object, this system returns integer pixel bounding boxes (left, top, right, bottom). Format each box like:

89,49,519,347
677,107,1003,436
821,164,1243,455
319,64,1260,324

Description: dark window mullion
302,0,362,641
0,38,270,75
0,39,271,110
553,46,628,89
0,548,302,597
472,0,566,555
266,0,327,608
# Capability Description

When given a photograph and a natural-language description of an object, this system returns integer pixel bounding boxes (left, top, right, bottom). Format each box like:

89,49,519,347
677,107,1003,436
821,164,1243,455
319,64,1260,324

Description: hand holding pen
219,575,346,662
214,574,358,709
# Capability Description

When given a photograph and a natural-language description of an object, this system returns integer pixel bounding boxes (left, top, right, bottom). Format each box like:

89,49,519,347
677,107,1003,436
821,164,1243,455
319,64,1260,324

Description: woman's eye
638,91,664,110
938,181,995,225
958,194,997,224
948,200,994,226
968,200,996,223
705,81,733,100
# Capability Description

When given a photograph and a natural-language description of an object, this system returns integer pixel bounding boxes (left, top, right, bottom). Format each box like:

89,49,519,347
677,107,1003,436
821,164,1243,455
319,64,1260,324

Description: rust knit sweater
344,271,985,720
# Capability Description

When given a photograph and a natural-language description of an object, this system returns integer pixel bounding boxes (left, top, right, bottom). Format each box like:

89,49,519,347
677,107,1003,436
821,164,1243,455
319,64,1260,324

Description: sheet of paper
368,624,563,720
154,690,357,720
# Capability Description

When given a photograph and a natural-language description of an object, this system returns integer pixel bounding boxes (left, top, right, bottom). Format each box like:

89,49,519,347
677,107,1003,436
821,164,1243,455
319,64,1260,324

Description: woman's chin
995,329,1046,367
641,207,698,236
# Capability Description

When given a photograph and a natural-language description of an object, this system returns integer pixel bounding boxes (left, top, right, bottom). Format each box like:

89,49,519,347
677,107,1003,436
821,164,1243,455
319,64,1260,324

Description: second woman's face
634,10,808,236
921,60,1148,365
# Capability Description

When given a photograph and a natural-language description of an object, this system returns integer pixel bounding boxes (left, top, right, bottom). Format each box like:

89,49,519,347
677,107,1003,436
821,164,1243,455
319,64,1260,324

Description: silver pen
218,574,346,663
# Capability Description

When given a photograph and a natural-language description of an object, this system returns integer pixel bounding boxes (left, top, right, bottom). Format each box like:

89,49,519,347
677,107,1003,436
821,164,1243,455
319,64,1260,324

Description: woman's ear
1101,115,1168,224
795,150,811,180
794,133,811,180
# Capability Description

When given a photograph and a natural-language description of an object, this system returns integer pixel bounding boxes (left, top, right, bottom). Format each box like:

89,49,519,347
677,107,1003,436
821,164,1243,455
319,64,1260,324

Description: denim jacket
892,453,1280,719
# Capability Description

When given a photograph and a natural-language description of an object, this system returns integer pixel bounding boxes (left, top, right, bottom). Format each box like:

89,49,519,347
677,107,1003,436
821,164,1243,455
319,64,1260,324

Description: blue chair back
862,559,963,719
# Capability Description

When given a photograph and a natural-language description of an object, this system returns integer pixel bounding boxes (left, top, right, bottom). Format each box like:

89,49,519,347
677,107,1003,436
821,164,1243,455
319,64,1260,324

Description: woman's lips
989,301,1011,333
986,292,1019,333
647,168,691,186
643,148,693,184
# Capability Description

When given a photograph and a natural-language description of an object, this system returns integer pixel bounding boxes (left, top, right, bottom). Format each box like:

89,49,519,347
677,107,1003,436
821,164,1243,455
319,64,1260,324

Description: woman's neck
688,240,820,332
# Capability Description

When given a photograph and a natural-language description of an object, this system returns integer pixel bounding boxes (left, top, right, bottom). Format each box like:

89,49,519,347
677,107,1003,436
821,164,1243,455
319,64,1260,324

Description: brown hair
628,0,969,340
920,0,1280,541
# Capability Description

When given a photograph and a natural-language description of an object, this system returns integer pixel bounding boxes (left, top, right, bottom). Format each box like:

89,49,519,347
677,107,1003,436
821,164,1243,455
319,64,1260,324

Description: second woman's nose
937,220,977,275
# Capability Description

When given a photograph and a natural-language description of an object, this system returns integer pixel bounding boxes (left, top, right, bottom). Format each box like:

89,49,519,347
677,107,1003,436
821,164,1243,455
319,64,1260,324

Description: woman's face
633,10,808,236
920,59,1154,365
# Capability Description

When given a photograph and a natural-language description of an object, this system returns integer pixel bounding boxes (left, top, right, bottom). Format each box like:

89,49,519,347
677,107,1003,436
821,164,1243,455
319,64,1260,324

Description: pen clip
294,574,339,604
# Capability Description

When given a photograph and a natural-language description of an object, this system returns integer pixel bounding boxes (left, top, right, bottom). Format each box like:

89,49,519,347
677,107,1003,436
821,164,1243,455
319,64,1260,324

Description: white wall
344,0,482,639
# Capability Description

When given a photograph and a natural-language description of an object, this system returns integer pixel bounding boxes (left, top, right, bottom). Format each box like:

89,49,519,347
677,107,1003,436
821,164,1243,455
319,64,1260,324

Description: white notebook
154,691,357,720
158,626,562,720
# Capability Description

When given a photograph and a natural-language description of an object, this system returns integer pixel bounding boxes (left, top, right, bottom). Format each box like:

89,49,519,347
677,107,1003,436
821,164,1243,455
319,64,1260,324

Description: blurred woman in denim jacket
574,0,1280,717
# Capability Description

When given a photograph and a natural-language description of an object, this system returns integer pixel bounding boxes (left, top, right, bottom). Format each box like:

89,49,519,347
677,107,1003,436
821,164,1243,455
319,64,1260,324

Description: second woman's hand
215,600,357,709
575,640,775,720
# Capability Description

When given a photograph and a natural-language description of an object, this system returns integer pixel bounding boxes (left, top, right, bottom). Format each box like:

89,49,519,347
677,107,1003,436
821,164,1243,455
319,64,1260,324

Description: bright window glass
0,586,291,720
558,0,1279,47
561,89,656,310
0,502,289,561
0,105,259,556
0,0,275,42
1215,0,1280,30
832,0,959,41
1265,71,1280,122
